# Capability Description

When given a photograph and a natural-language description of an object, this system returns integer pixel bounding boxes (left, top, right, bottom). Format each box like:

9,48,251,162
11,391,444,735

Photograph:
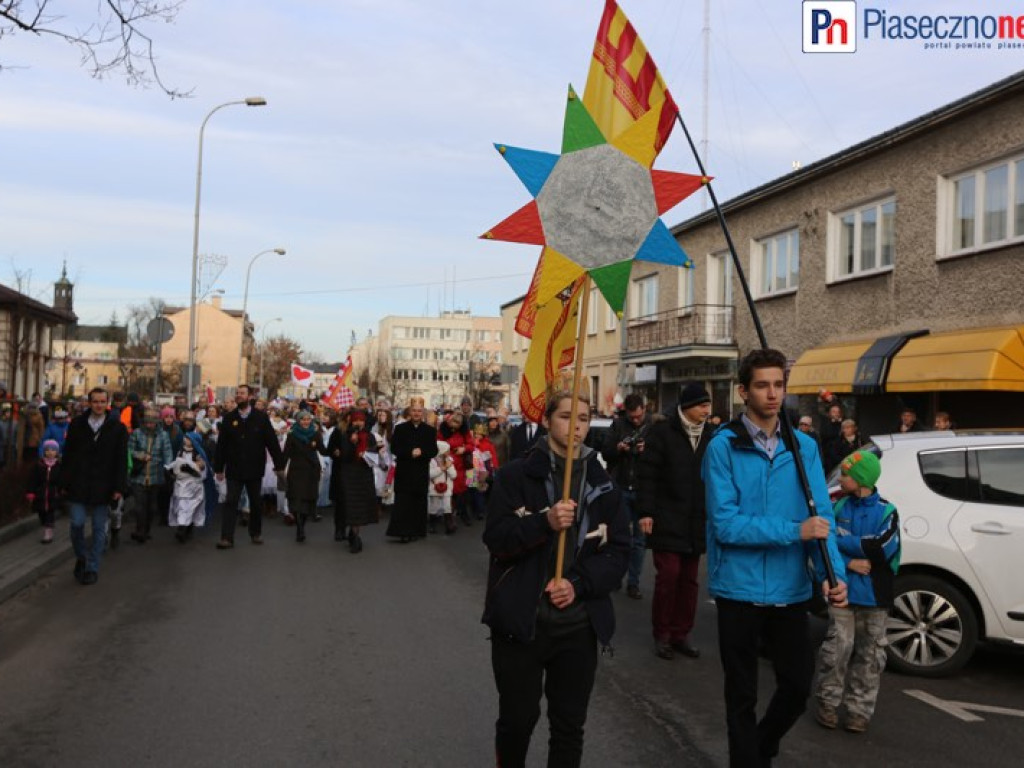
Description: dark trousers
222,478,264,541
133,483,161,536
716,598,814,768
491,623,597,768
651,551,701,642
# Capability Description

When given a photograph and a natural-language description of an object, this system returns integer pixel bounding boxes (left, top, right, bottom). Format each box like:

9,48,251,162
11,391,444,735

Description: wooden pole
554,275,591,582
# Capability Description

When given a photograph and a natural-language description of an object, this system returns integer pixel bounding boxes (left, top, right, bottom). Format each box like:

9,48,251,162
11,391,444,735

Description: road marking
905,689,1024,723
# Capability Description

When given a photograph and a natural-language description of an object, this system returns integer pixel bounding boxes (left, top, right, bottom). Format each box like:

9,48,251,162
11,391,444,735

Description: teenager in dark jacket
482,387,629,768
636,383,715,660
214,384,285,548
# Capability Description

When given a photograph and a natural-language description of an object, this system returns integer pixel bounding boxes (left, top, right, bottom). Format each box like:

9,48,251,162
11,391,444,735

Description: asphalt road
1,511,1022,767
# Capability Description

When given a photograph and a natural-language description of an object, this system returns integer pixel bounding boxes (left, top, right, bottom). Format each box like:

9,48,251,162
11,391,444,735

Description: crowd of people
4,385,527,563
3,355,909,767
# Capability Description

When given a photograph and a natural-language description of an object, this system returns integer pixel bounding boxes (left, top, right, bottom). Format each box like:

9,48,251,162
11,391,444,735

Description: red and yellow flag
321,356,356,410
584,0,678,167
516,0,676,420
518,279,584,422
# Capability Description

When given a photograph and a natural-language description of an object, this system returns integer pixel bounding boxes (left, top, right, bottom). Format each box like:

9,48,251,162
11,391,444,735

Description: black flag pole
673,111,838,589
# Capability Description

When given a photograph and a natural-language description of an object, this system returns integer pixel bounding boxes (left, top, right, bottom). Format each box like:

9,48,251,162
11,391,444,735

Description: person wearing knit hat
636,381,715,660
814,448,900,734
678,382,711,410
27,438,64,543
839,450,881,490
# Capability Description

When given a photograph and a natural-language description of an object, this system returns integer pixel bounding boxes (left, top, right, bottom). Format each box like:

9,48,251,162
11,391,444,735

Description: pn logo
803,1,857,53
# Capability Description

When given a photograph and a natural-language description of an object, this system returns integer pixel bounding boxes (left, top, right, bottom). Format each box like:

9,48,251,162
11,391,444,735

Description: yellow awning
787,339,875,395
887,325,1024,392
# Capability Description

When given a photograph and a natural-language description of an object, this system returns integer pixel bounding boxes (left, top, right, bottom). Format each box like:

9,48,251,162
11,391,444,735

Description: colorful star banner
482,85,708,315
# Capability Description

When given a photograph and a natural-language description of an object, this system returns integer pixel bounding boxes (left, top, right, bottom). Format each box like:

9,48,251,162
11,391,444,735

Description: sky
1,0,1021,362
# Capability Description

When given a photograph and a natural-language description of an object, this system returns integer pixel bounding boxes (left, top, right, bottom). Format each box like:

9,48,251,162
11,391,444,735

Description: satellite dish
147,317,174,345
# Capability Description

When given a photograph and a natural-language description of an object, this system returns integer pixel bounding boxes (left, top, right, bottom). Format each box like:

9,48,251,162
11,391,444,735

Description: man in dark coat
214,384,285,548
508,419,546,460
386,397,438,541
60,387,128,585
600,393,651,599
637,382,714,660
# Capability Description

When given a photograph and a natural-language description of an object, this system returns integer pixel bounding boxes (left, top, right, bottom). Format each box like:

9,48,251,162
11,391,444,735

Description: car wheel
886,574,978,677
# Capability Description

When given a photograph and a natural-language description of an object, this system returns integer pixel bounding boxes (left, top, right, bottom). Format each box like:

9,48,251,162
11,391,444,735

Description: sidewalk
0,514,73,604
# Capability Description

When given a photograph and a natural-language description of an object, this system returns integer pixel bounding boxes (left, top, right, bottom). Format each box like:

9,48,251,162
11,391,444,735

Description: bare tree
260,334,303,397
0,1,191,98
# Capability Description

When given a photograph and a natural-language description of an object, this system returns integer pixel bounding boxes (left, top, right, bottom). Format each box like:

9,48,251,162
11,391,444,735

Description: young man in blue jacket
815,449,900,734
703,349,848,768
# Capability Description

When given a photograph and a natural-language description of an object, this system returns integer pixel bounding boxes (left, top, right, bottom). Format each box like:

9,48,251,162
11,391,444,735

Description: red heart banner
291,363,314,387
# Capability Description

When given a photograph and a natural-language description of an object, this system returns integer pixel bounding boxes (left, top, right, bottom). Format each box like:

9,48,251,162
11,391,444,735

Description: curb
0,514,39,545
0,514,74,605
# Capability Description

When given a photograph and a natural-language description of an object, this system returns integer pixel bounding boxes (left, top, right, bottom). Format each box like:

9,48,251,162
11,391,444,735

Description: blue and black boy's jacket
481,443,629,646
703,419,846,605
834,492,901,608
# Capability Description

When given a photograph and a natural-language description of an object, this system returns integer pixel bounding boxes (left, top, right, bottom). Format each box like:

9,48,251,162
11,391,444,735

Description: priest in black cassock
386,397,438,541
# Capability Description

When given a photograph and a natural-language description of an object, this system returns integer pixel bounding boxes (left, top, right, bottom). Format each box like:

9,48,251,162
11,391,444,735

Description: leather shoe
626,585,642,600
80,570,98,586
654,641,675,660
215,539,234,550
671,639,701,658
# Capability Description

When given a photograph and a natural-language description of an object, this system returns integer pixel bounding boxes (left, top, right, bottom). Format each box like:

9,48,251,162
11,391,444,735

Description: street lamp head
273,248,286,256
245,97,267,107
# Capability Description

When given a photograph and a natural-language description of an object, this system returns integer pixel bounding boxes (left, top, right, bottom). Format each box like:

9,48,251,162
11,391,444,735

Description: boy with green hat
814,449,901,734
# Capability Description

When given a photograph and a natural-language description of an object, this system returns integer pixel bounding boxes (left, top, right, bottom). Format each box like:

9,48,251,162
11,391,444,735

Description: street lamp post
186,96,267,404
258,317,283,396
236,247,286,383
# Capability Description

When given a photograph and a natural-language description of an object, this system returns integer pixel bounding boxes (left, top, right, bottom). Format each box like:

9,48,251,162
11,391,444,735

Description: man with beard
214,384,285,548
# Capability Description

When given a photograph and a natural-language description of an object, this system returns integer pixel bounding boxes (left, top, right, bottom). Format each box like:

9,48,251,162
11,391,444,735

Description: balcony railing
625,304,736,354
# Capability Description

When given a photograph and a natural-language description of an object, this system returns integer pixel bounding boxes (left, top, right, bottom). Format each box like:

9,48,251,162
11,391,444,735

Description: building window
632,274,658,321
752,228,799,298
98,375,109,385
495,331,502,343
587,287,598,335
829,197,895,281
412,327,429,340
605,293,618,331
677,264,696,313
476,330,490,343
945,155,1024,256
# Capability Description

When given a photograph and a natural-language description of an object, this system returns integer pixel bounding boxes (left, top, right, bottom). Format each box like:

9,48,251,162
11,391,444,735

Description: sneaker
250,535,264,545
626,585,642,600
215,539,234,550
41,527,54,544
80,570,98,586
654,641,675,660
844,714,869,733
816,704,839,729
